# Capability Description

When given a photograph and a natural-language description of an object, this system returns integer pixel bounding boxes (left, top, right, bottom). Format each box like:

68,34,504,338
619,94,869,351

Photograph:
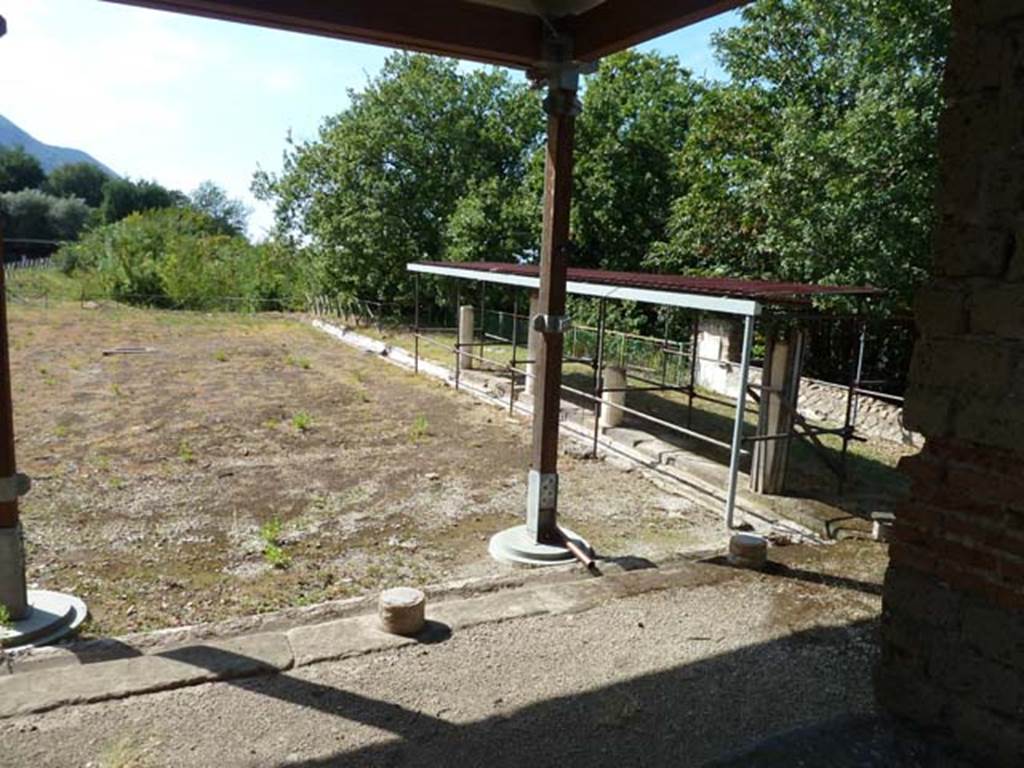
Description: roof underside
409,261,882,317
101,0,748,69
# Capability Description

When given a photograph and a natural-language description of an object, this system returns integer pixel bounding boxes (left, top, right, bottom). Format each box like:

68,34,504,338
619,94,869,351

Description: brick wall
876,1,1024,763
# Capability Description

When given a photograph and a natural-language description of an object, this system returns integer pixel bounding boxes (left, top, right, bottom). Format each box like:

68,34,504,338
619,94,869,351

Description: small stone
424,472,440,481
727,533,768,570
378,587,426,636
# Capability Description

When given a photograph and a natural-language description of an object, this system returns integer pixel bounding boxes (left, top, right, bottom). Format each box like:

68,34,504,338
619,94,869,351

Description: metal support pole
724,314,755,529
454,284,462,391
509,292,519,415
478,281,486,362
687,314,699,428
591,298,607,457
661,316,670,386
413,274,420,375
839,319,867,494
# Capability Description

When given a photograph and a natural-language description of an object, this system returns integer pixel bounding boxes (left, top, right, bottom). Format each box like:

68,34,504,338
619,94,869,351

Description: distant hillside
0,114,117,176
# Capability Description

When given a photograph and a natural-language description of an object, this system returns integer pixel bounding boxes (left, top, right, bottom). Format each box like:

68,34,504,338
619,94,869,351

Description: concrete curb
0,560,733,720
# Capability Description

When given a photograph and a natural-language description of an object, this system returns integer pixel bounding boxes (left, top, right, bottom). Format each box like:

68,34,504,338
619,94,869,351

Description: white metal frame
407,261,759,528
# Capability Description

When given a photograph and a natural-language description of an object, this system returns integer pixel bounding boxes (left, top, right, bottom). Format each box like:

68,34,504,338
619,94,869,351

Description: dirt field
9,301,729,636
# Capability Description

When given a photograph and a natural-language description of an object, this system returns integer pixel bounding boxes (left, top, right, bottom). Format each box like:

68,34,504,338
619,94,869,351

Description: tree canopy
189,181,250,236
45,162,110,207
99,178,183,224
0,146,45,193
255,0,951,316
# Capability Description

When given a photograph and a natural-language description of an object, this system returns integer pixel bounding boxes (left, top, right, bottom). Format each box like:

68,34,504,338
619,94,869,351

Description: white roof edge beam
406,263,762,317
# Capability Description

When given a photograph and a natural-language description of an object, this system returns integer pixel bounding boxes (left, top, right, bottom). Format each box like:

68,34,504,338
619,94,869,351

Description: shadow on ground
561,368,909,522
158,618,972,767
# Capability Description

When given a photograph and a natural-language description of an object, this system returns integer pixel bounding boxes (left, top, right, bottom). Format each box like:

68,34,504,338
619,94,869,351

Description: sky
0,1,739,238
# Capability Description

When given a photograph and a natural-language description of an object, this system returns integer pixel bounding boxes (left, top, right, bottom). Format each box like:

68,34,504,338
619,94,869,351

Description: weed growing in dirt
54,424,69,438
98,734,149,768
291,411,312,431
409,414,430,443
0,603,11,628
111,383,122,397
177,440,195,463
263,418,280,430
214,350,228,362
259,518,291,569
286,354,311,370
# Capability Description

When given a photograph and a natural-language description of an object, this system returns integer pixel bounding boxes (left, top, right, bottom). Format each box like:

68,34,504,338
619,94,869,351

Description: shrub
56,208,306,310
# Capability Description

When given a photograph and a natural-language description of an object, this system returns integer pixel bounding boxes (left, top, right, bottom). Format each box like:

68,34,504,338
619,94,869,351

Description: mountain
0,114,117,176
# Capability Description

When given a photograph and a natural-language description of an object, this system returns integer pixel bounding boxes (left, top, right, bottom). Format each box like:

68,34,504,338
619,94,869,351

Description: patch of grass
409,414,430,443
111,383,123,397
286,354,312,370
98,735,150,768
177,440,195,463
214,350,229,362
0,603,12,629
259,517,291,569
262,418,280,430
291,410,312,432
54,424,69,438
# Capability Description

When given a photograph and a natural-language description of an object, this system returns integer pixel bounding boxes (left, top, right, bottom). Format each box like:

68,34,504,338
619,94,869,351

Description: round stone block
0,590,88,649
728,533,768,570
488,525,592,567
379,587,426,636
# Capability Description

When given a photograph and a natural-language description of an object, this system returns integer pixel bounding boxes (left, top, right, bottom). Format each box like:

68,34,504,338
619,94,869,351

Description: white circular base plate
0,590,88,649
489,525,592,567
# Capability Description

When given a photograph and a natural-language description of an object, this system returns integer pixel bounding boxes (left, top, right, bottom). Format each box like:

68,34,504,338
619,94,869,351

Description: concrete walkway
0,541,964,768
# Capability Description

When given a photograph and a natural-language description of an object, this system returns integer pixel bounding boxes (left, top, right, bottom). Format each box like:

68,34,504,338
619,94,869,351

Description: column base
0,590,88,650
488,524,592,567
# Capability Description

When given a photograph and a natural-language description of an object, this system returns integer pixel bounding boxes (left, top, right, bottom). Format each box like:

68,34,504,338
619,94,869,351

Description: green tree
652,0,951,312
254,52,542,305
0,146,45,192
574,51,698,272
189,180,250,235
0,189,90,240
99,178,180,223
45,162,110,207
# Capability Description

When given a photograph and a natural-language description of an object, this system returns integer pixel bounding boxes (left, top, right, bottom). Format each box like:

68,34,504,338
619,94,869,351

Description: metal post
454,284,461,391
724,314,755,529
413,273,420,375
509,292,519,415
478,281,486,363
687,314,699,428
591,298,607,457
661,316,670,386
839,319,867,494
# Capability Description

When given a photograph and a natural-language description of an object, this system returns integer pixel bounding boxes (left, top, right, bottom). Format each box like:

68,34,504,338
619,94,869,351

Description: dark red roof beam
568,0,751,62
102,0,544,69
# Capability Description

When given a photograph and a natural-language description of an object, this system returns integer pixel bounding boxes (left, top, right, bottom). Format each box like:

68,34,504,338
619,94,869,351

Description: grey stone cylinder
458,305,475,370
379,587,426,636
600,366,627,428
728,533,768,570
0,524,28,620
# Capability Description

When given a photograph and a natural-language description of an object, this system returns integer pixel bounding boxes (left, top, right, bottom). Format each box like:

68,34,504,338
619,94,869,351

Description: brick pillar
876,3,1024,764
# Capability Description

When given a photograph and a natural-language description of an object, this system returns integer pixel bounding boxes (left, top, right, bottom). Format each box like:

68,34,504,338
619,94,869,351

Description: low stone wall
694,356,920,447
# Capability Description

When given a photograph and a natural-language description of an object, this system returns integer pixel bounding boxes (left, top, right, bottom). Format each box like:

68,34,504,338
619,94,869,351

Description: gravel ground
0,542,900,768
9,302,726,636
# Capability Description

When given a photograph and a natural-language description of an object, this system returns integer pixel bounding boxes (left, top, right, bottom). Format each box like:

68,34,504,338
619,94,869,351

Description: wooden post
527,81,578,543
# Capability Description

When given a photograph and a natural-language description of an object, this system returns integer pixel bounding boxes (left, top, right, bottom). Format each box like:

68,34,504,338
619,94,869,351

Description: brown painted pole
0,231,18,529
529,85,577,542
